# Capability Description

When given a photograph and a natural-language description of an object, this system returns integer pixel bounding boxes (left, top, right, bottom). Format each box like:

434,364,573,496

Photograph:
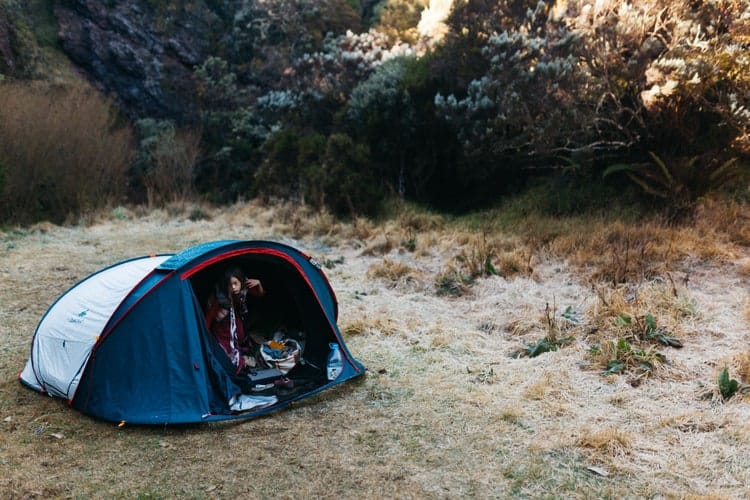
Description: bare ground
1,201,749,498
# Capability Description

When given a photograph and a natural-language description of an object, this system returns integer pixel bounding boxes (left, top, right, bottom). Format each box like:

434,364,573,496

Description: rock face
0,9,17,74
54,0,230,122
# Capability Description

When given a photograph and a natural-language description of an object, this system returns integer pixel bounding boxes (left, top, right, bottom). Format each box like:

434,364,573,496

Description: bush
133,119,202,206
425,0,750,210
347,57,416,195
375,0,429,44
255,129,379,215
319,133,380,215
0,81,134,224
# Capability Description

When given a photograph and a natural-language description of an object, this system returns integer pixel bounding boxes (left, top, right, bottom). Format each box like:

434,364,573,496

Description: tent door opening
188,253,336,409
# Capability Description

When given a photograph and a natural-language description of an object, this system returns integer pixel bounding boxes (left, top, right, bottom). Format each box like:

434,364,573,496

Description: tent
19,240,365,424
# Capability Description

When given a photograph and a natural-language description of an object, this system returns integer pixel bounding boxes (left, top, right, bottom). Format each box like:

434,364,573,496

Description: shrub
434,269,471,297
591,338,666,378
347,57,416,196
375,0,429,44
718,367,739,401
133,119,202,206
254,128,319,202
0,81,134,224
255,129,379,215
316,133,380,215
603,153,743,219
426,0,750,210
435,0,590,165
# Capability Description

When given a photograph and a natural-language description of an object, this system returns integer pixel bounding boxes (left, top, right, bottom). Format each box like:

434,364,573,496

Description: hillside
2,0,748,222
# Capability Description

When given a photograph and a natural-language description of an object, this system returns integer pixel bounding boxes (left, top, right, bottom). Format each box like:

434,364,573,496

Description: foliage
434,269,471,297
515,334,573,358
5,0,750,220
715,365,750,401
193,23,413,207
347,57,416,195
26,0,57,48
592,338,666,377
347,52,462,208
427,0,750,210
512,302,578,358
133,119,202,206
615,313,683,348
718,367,739,401
435,0,589,166
603,152,742,218
375,0,429,44
318,133,381,215
255,129,381,216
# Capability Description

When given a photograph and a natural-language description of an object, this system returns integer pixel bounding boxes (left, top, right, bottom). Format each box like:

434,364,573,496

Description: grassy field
1,198,749,498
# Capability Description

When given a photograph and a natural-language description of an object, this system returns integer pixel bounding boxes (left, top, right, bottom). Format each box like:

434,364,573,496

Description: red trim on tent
74,270,175,406
77,246,360,408
181,248,359,370
92,270,175,348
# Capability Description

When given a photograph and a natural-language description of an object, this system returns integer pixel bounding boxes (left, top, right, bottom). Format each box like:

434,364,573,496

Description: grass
1,196,750,497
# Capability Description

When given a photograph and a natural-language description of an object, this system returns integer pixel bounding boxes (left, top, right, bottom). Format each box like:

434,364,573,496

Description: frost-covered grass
1,198,749,497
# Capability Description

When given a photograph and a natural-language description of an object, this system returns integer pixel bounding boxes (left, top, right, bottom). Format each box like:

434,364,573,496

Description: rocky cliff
53,0,233,122
0,9,16,74
2,0,367,122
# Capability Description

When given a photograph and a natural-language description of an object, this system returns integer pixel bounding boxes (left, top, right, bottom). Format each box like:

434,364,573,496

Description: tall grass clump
0,81,134,224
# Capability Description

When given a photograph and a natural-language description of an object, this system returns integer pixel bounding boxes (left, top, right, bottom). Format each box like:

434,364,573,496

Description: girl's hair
215,266,247,308
220,266,247,292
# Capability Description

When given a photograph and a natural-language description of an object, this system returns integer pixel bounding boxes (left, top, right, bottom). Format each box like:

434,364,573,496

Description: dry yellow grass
577,428,633,456
1,199,750,497
367,258,423,288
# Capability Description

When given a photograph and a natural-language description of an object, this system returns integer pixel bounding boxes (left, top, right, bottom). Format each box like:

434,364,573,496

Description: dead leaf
586,466,609,477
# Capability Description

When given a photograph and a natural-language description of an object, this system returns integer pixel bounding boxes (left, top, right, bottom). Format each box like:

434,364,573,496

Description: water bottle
326,342,343,380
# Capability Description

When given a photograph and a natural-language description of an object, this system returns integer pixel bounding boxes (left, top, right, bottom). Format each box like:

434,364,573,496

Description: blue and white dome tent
20,240,365,424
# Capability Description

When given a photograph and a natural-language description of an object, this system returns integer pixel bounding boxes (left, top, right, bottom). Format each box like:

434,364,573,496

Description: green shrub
592,338,666,377
255,129,379,216
319,133,380,215
718,367,739,401
254,128,312,202
603,153,743,220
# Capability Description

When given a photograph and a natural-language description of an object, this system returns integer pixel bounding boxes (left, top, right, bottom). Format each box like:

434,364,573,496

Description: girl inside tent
205,266,266,372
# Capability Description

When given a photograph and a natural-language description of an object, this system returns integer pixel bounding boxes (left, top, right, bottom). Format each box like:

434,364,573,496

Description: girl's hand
245,278,265,297
216,308,229,321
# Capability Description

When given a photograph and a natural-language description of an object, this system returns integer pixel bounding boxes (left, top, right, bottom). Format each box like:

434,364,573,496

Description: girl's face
229,276,243,296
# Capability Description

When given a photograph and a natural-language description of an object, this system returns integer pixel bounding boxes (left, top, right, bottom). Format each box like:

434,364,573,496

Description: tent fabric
19,240,365,424
19,255,170,399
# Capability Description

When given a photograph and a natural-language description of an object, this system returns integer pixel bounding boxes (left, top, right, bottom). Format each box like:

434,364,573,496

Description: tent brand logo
68,309,89,324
